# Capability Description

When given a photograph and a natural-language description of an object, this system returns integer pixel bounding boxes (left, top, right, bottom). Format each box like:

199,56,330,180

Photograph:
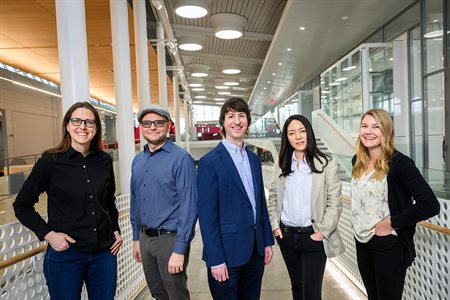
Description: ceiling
0,0,416,119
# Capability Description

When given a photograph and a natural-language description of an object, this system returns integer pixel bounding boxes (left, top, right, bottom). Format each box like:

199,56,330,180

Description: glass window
384,3,420,42
423,0,444,74
411,100,424,168
193,105,220,123
410,26,422,100
424,72,445,170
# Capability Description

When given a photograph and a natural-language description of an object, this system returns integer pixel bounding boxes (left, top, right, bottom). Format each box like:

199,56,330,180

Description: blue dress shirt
130,139,197,254
221,139,256,223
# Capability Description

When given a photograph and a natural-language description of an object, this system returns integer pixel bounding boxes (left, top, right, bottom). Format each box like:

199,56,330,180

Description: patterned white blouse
351,170,396,243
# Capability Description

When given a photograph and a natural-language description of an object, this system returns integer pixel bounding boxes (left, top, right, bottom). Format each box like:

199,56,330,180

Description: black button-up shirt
13,147,120,252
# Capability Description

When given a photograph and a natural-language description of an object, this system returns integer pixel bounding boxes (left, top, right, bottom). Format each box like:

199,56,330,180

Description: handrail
0,244,47,270
342,194,450,236
314,111,355,150
0,211,131,271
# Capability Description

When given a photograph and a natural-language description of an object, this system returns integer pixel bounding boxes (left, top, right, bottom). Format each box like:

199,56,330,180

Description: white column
173,75,181,143
157,22,168,108
184,100,190,152
55,0,90,113
110,0,135,195
133,0,151,150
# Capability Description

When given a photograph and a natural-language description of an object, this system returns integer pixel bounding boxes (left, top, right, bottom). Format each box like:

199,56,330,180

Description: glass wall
423,0,444,73
320,44,391,134
409,26,424,167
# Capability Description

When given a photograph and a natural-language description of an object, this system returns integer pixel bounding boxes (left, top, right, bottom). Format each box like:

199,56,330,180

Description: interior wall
0,79,61,158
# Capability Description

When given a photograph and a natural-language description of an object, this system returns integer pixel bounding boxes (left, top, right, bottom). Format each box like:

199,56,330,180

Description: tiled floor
135,231,367,300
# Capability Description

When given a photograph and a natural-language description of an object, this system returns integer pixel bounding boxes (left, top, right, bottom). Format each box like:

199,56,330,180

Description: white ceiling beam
167,24,274,41
179,51,264,64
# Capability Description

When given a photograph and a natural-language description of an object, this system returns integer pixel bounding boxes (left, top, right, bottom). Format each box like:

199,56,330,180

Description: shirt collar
144,138,173,155
66,146,98,158
291,152,309,171
222,138,246,155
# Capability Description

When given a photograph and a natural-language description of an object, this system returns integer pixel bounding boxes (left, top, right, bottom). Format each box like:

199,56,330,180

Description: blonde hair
352,109,395,180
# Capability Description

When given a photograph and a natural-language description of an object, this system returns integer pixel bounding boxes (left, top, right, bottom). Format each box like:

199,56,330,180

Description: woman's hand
373,217,392,236
44,231,75,251
110,231,123,255
273,228,283,239
310,230,324,241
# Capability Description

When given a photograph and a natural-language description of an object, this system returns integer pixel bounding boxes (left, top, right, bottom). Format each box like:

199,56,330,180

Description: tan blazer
267,157,345,258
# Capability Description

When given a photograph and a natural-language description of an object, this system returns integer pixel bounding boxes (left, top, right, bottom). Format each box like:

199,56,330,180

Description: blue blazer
197,142,274,268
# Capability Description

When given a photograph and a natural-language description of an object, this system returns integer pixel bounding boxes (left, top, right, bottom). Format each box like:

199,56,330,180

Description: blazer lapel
217,143,249,199
247,150,260,208
311,158,323,209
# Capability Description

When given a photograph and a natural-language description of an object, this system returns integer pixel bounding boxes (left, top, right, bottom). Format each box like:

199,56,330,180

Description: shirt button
90,195,93,199
87,179,90,183
83,165,86,168
92,211,95,215
93,228,97,231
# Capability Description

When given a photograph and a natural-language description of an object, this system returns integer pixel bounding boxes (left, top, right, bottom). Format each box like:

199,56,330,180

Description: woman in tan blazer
268,115,344,300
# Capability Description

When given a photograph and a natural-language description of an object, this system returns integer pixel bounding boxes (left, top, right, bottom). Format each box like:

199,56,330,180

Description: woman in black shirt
14,102,122,300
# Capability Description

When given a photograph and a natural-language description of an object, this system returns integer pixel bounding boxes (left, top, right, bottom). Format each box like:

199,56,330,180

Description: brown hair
46,102,103,153
219,97,251,137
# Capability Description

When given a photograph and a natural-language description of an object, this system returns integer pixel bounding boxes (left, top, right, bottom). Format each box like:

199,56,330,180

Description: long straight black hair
278,115,331,177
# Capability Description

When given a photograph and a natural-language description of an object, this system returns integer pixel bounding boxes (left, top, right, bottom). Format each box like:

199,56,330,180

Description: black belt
281,223,314,233
142,227,176,237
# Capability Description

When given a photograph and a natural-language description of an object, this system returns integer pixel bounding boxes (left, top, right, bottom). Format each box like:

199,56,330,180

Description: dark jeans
277,231,327,300
355,235,407,300
44,246,117,300
207,245,265,300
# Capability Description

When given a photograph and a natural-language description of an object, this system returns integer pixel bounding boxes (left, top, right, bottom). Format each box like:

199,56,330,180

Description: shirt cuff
132,225,140,241
173,241,188,254
211,263,226,269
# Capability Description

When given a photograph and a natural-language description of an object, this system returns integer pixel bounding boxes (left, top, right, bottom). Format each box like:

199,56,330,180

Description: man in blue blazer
197,97,274,300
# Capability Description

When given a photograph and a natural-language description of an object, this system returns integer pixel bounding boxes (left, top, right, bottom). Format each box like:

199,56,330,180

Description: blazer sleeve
256,157,274,247
197,157,227,267
315,159,342,239
267,161,281,231
390,155,440,229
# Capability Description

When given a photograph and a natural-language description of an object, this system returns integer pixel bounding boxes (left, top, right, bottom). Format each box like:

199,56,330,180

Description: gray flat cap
138,104,171,122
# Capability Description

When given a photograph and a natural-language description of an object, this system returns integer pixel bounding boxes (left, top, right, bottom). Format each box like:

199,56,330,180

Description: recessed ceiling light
211,13,247,39
264,87,267,90
342,65,356,71
178,36,203,51
299,26,305,30
222,63,241,74
287,48,292,52
278,62,282,66
214,97,225,101
192,87,205,91
267,81,271,84
272,73,276,76
218,91,231,95
195,95,207,99
175,0,209,18
341,16,349,21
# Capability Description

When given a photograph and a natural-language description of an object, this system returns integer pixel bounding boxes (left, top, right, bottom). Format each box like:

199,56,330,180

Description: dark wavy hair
278,115,331,177
46,102,103,154
219,97,251,137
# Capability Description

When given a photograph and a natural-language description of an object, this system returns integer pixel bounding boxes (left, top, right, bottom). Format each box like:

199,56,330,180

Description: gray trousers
139,231,190,300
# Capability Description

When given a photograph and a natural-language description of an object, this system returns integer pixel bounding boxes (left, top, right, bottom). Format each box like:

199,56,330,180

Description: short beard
144,135,167,148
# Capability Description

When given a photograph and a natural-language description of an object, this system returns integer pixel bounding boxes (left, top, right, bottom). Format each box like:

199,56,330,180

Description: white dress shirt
281,153,313,227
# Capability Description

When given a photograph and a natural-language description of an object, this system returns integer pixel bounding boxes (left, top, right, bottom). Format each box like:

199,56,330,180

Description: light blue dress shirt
130,139,197,254
221,139,256,223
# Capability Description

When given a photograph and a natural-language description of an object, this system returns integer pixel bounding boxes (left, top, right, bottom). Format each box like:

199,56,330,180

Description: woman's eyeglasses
140,120,167,128
69,118,97,128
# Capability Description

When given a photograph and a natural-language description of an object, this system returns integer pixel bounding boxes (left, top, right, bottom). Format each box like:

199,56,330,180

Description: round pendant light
211,13,247,39
175,0,210,19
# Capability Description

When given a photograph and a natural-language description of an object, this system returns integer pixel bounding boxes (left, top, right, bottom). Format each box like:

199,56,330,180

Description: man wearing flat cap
130,104,197,299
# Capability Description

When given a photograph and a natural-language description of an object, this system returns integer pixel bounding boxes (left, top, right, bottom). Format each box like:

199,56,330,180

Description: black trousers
277,230,327,300
355,235,407,300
